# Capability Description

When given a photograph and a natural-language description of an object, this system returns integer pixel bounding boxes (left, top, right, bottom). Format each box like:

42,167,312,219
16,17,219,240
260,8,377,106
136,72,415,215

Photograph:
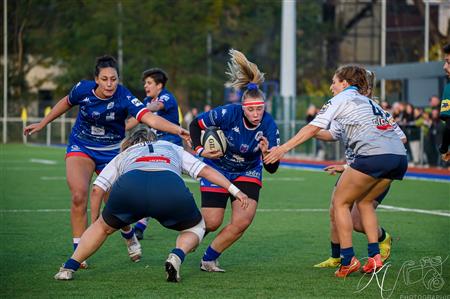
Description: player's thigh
230,198,258,228
358,179,392,205
333,167,379,206
66,156,95,196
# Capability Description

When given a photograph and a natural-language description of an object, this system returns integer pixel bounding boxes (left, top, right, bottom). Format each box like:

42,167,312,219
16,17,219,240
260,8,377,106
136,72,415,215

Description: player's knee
232,217,253,232
205,220,221,232
182,218,206,243
71,190,88,209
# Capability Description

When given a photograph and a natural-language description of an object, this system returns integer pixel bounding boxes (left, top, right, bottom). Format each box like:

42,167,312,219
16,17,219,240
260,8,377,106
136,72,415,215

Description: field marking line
378,204,450,217
30,158,57,165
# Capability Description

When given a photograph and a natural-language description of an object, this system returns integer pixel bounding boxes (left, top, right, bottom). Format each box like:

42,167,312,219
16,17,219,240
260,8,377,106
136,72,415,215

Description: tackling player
54,129,248,282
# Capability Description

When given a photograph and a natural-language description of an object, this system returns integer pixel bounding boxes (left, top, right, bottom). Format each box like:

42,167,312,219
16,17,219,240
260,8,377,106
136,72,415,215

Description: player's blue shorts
66,141,119,174
102,170,202,230
200,164,262,194
350,154,407,180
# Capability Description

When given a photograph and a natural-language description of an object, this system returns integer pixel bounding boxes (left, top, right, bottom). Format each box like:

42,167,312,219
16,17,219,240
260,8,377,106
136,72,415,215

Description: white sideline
378,204,450,217
30,158,57,165
1,207,449,217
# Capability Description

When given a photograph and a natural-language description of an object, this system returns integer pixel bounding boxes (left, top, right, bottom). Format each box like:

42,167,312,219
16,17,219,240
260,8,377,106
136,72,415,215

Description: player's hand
442,151,450,162
263,145,287,164
323,164,346,175
259,136,269,157
178,128,191,147
201,149,223,159
235,191,249,209
23,123,44,136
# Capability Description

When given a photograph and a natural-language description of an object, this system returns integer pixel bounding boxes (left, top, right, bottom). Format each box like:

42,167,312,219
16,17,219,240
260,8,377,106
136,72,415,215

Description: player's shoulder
72,80,95,92
159,89,176,102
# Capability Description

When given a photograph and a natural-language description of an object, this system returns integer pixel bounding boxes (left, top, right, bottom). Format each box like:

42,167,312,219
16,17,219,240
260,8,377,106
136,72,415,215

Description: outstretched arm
23,96,71,135
264,124,321,164
140,112,190,144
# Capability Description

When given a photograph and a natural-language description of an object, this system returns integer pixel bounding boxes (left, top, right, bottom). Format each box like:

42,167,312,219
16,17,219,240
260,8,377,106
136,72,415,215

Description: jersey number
368,100,384,116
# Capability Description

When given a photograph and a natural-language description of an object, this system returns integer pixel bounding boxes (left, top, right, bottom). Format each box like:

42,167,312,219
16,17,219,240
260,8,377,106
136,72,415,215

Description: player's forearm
439,119,450,154
198,165,233,190
125,117,139,131
189,118,202,149
39,96,72,127
141,113,181,135
283,124,321,152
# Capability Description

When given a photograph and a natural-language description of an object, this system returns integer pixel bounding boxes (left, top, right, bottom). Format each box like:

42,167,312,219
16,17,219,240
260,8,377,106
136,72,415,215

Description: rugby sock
340,247,354,266
135,218,149,232
171,248,186,263
368,243,380,257
331,242,340,258
63,258,81,271
120,227,134,240
202,245,221,262
73,238,80,251
378,227,386,242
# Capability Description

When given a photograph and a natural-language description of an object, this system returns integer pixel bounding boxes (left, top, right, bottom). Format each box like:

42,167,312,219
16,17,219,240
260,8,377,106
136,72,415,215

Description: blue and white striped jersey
94,140,206,191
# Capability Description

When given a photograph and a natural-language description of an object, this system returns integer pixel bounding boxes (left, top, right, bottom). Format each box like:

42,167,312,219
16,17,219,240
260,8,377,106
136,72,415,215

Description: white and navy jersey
143,88,181,144
310,87,406,156
197,104,280,173
68,80,149,150
94,140,206,191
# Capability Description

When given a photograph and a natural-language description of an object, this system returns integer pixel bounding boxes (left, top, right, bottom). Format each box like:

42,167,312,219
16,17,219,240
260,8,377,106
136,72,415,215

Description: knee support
182,218,206,242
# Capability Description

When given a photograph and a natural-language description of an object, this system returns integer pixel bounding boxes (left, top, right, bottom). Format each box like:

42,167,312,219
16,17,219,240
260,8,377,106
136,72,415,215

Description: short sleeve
121,86,149,121
197,105,231,129
328,122,343,140
67,81,85,106
310,95,347,129
180,149,207,179
266,117,280,148
157,94,174,111
94,154,122,191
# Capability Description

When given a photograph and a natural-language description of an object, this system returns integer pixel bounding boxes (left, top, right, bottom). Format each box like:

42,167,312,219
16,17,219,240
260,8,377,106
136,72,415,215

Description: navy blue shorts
102,170,202,230
350,154,408,180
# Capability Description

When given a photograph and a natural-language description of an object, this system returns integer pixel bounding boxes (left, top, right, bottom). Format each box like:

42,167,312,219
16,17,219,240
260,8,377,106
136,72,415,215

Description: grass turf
1,144,449,298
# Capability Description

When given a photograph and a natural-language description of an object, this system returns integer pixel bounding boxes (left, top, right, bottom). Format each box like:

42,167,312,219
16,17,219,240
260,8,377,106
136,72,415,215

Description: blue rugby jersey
143,88,181,145
197,104,280,173
67,80,148,149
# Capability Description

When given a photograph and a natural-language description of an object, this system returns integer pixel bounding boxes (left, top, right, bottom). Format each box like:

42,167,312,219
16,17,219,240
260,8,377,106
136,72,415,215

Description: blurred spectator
305,104,325,160
203,104,212,112
426,109,444,166
381,101,391,112
183,107,198,128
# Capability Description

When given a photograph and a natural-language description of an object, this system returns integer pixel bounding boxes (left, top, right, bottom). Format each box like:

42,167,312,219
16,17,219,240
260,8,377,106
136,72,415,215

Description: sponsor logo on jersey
70,144,81,151
318,100,332,114
255,131,263,141
106,112,115,121
240,144,249,153
107,102,114,109
231,154,245,163
245,170,260,178
159,94,169,102
81,97,90,104
91,111,101,120
373,116,393,131
131,98,142,107
232,126,240,134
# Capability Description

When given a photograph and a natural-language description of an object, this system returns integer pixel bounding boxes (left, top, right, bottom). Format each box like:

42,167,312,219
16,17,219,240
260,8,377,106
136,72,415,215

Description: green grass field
1,144,449,298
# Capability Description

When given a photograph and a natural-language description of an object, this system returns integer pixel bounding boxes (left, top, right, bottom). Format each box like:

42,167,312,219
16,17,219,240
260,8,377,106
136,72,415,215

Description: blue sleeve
158,93,175,111
197,105,232,129
266,118,280,149
67,81,86,106
120,86,149,121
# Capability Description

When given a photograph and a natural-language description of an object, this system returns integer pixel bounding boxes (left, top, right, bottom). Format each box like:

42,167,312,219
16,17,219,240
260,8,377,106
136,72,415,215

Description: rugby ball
201,127,228,154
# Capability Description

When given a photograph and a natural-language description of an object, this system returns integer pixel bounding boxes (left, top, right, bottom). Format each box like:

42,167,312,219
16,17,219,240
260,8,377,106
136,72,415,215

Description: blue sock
135,222,147,232
368,243,380,257
121,228,134,240
331,242,340,258
202,245,221,262
171,248,186,263
63,258,81,271
378,228,386,242
340,247,355,266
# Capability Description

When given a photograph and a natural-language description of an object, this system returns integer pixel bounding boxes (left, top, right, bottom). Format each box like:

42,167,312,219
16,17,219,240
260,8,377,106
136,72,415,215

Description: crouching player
54,129,249,282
